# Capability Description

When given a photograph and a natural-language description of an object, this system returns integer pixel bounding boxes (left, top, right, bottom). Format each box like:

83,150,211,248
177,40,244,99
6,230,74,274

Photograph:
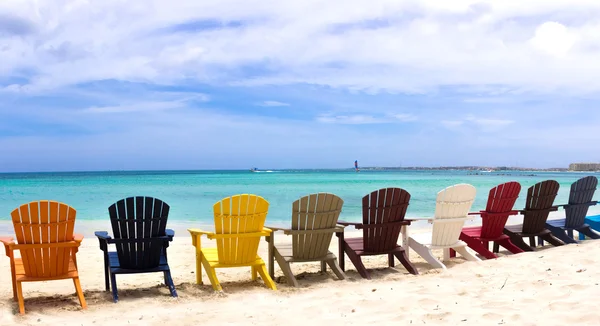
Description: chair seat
344,237,402,255
201,247,265,268
108,252,170,274
409,232,465,249
504,224,550,237
15,258,78,282
461,226,510,241
274,243,335,263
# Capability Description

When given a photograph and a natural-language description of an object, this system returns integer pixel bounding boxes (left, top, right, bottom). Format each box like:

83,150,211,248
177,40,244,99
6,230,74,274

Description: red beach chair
450,182,524,259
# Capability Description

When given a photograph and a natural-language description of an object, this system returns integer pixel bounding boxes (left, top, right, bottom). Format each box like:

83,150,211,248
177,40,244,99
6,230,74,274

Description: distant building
569,163,600,171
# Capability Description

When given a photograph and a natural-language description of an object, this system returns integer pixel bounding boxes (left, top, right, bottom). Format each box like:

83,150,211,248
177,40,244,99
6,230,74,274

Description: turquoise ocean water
1,170,599,235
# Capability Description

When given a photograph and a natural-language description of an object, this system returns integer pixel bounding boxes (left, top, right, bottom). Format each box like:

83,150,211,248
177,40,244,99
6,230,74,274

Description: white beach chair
408,184,481,270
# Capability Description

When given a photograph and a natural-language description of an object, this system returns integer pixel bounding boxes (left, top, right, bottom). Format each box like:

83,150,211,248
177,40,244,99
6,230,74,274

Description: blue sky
1,0,600,172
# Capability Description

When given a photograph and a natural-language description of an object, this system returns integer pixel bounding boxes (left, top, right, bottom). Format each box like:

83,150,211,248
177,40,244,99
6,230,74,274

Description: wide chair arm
406,217,434,224
0,236,15,258
337,221,364,229
267,224,345,235
189,228,272,248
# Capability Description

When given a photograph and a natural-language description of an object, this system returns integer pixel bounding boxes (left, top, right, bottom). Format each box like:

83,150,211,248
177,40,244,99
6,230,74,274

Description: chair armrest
265,226,289,232
95,231,112,240
0,237,15,258
283,226,345,235
338,221,364,229
468,212,482,216
0,236,14,246
73,233,84,243
188,228,215,237
406,217,434,222
208,231,271,239
165,229,175,240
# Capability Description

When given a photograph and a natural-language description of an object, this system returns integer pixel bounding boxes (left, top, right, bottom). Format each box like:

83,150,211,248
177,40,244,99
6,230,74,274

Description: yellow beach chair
188,194,276,291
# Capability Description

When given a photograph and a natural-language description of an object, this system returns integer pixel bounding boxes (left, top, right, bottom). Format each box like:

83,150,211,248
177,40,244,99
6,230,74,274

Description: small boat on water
250,167,258,172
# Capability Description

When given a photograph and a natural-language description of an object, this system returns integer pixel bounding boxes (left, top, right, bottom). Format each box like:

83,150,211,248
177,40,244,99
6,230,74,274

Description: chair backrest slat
291,193,343,260
480,182,521,239
431,184,476,246
108,196,169,270
10,201,77,278
361,188,410,252
564,176,597,228
522,180,560,234
213,194,269,265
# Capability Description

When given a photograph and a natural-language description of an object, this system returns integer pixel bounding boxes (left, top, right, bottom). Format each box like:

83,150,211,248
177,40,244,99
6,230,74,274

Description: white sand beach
1,226,600,326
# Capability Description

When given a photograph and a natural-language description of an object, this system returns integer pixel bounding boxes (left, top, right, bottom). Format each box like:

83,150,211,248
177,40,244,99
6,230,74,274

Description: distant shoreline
1,166,593,174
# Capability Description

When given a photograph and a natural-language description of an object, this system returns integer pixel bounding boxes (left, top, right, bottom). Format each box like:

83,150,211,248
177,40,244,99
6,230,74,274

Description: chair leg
9,261,17,301
255,263,277,290
321,261,327,272
388,253,395,267
408,238,445,270
268,235,275,279
546,225,577,244
496,238,524,255
344,247,370,279
503,229,534,252
103,253,110,291
195,248,203,285
578,226,600,240
528,236,536,248
394,250,419,275
460,234,497,259
274,250,298,287
201,258,222,291
540,233,565,247
73,277,87,309
337,232,345,271
164,270,178,297
452,246,481,262
110,272,119,303
449,248,456,258
251,266,258,281
325,258,346,280
443,248,451,261
16,281,25,315
493,242,500,253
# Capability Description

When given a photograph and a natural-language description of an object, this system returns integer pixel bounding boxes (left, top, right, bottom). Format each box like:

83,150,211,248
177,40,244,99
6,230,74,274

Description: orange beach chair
0,201,86,314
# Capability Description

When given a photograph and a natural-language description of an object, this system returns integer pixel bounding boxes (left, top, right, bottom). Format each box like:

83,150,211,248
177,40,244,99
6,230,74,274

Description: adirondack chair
407,184,481,270
95,196,177,302
451,182,524,259
336,188,418,279
495,180,564,252
188,194,276,291
266,193,345,287
544,176,599,243
0,201,86,314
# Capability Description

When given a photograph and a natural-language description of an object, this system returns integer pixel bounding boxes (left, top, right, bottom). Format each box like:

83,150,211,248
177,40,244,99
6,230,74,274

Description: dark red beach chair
451,181,524,259
494,180,564,252
336,188,418,279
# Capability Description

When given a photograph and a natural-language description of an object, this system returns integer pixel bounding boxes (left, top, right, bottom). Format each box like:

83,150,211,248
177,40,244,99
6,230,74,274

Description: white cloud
530,22,578,57
84,101,186,113
2,1,600,95
442,115,514,132
256,101,290,107
393,113,418,122
317,115,385,124
317,113,417,124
